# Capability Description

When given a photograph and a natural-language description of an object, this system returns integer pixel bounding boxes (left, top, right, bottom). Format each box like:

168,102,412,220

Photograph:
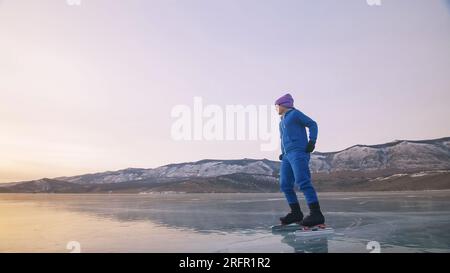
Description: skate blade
271,223,302,232
294,224,334,236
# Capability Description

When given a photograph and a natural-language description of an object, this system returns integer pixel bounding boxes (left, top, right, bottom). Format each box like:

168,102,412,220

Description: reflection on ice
0,191,449,253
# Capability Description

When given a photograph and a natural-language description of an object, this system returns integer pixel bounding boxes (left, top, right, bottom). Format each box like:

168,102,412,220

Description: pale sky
1,0,449,183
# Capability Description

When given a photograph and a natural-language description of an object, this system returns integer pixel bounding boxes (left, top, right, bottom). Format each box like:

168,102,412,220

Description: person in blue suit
275,93,325,227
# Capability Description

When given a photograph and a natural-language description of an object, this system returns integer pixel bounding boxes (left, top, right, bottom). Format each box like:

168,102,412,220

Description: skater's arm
295,111,318,142
279,122,285,158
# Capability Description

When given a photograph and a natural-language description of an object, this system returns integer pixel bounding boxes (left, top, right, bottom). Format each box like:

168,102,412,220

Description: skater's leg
280,157,298,204
288,152,318,205
288,151,325,227
279,157,303,224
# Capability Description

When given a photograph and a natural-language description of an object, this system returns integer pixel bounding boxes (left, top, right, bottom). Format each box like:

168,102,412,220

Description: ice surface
0,191,449,253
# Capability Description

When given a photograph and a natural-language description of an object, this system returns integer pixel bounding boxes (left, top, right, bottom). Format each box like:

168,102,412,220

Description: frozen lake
0,191,449,253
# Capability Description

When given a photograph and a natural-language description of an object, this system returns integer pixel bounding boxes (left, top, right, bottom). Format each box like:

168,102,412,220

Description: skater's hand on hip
306,140,316,153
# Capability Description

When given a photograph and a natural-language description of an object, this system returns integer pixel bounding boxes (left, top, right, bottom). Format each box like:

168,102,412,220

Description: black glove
279,154,284,161
306,140,316,153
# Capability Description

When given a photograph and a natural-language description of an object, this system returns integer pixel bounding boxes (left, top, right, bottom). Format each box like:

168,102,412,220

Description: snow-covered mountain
51,137,449,185
54,159,280,185
310,137,450,172
1,137,449,192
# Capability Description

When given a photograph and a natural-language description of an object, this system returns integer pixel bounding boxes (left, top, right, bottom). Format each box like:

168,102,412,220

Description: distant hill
1,137,449,193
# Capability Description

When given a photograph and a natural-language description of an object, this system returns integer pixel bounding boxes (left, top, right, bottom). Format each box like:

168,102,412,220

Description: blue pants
280,150,319,205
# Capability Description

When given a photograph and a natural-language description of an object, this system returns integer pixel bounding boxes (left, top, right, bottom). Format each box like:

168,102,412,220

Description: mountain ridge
1,137,449,193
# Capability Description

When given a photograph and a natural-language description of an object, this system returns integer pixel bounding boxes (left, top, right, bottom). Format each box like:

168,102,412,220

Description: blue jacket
279,108,318,154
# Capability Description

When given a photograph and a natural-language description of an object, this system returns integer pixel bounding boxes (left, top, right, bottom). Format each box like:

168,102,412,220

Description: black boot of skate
280,202,304,225
301,202,325,227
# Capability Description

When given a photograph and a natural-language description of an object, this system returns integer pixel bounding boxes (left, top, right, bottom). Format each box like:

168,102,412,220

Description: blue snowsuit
279,108,319,205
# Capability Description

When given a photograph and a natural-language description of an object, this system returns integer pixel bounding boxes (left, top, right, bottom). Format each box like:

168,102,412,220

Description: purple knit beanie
275,93,294,108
